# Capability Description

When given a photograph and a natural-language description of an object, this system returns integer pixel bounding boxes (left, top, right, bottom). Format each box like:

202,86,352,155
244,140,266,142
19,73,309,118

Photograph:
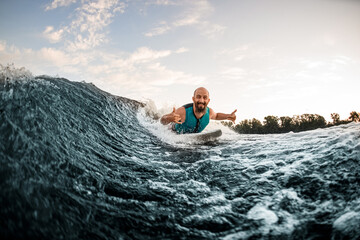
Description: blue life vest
174,103,210,134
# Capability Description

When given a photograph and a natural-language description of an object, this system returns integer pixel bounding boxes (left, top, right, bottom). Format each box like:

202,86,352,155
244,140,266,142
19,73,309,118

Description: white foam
147,180,176,194
333,211,360,238
201,191,227,205
183,202,233,223
333,211,359,229
222,231,249,240
0,63,33,84
176,179,210,193
137,101,240,147
247,205,278,225
272,189,303,204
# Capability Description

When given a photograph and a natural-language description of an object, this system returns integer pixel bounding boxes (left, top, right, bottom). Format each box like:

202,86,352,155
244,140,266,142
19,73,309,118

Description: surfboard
188,129,222,143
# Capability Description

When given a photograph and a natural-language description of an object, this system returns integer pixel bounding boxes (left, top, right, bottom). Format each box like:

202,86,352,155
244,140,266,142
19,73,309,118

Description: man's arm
160,107,185,125
209,108,237,123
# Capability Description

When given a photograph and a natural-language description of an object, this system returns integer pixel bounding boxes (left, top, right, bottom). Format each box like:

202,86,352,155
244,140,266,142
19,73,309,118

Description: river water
1,67,360,239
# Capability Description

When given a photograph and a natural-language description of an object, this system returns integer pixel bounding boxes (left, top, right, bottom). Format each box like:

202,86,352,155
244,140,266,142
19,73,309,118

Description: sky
1,0,359,122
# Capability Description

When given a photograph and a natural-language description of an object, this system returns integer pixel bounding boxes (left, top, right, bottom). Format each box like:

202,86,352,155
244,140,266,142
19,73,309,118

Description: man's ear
192,96,195,102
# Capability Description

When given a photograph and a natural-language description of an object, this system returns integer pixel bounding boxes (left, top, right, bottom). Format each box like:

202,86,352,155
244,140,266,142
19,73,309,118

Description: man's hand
160,107,182,125
227,109,237,124
170,107,182,124
210,108,237,123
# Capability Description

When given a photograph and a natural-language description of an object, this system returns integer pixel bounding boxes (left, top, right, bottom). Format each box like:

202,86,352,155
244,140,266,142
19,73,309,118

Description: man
160,87,237,134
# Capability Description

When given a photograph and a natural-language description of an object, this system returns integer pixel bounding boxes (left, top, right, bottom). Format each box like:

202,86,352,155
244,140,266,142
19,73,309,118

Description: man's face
192,89,210,113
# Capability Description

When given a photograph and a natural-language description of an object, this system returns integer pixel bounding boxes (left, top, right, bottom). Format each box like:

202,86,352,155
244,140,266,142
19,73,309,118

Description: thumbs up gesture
160,107,183,125
228,109,237,124
169,107,182,124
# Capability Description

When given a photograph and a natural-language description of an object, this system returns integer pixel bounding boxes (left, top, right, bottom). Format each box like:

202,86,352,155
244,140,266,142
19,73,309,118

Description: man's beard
194,102,206,113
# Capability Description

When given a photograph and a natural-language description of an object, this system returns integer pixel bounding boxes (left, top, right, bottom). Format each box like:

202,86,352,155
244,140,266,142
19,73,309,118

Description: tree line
222,111,360,134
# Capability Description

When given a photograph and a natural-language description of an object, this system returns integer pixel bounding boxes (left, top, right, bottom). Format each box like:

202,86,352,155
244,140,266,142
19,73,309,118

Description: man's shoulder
175,106,186,115
208,107,215,118
175,106,186,122
183,103,193,109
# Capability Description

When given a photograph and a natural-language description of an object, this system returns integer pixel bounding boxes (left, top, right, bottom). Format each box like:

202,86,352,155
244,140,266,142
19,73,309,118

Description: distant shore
222,112,360,134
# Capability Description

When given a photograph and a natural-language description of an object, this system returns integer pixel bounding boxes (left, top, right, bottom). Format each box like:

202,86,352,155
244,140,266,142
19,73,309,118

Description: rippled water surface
1,74,360,239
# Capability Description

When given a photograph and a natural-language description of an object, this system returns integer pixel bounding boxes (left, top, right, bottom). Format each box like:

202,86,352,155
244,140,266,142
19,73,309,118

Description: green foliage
349,111,360,122
235,119,251,134
263,115,279,133
331,113,340,125
297,114,327,131
221,121,234,128
251,118,263,134
280,116,292,132
222,111,359,134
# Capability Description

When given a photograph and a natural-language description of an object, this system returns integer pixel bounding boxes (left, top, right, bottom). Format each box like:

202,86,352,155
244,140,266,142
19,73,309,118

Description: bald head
193,87,209,97
192,87,210,113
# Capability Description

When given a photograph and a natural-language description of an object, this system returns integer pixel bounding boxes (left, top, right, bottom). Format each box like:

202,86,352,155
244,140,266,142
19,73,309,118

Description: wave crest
0,63,34,84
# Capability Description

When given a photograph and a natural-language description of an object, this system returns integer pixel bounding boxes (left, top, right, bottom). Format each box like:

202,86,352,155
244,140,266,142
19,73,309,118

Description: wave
1,66,360,239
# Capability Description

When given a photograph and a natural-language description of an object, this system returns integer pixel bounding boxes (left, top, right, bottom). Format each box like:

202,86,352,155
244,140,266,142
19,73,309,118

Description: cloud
217,45,275,64
129,47,171,63
144,0,225,38
39,48,69,65
146,62,205,86
173,14,200,27
43,0,126,51
0,40,6,52
0,39,203,98
201,23,226,39
0,39,95,77
175,47,188,53
220,67,247,80
173,0,212,26
2,0,207,100
144,22,171,37
322,35,336,47
43,26,64,43
332,56,350,65
146,0,178,6
0,41,22,61
93,46,200,87
67,0,126,51
45,0,77,11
